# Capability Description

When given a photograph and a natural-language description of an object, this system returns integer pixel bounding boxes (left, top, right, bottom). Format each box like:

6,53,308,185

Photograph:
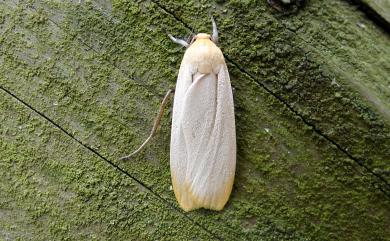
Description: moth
122,18,236,212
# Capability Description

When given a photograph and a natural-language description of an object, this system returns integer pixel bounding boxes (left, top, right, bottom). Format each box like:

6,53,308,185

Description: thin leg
168,34,189,47
211,16,218,43
120,88,175,161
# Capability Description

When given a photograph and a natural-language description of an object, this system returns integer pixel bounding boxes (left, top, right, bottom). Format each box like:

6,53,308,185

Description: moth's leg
168,34,189,48
211,16,218,43
120,88,175,161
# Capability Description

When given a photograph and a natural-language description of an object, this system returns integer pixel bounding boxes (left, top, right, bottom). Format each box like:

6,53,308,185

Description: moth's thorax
183,34,225,74
195,33,211,40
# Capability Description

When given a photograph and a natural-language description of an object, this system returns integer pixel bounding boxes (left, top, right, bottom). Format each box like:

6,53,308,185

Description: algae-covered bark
0,0,389,240
154,0,390,185
0,93,214,240
360,0,390,25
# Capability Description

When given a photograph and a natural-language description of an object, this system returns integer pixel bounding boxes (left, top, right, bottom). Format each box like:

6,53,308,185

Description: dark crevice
1,2,292,238
0,85,222,241
346,0,390,34
1,0,388,238
226,57,390,198
11,3,235,240
151,0,390,197
150,2,193,31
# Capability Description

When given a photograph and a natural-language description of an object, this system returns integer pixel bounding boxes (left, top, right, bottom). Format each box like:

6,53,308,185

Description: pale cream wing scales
170,62,196,209
180,64,236,211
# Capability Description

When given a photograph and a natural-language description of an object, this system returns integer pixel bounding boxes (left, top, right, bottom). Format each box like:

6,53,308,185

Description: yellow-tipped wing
170,38,236,211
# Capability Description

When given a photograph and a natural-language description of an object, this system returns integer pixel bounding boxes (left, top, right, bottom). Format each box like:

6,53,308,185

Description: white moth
168,18,236,211
121,18,236,212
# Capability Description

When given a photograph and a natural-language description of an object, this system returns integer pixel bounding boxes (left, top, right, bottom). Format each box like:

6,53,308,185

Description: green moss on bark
155,0,390,184
0,1,389,240
0,92,214,240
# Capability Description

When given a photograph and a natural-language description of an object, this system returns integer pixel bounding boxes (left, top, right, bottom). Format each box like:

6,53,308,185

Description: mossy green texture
0,0,389,240
0,92,214,240
155,0,390,184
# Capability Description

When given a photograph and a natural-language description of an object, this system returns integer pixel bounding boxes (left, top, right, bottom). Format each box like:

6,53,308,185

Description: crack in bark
346,0,390,34
28,0,390,201
150,0,390,197
1,1,389,238
0,85,223,241
0,2,225,239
